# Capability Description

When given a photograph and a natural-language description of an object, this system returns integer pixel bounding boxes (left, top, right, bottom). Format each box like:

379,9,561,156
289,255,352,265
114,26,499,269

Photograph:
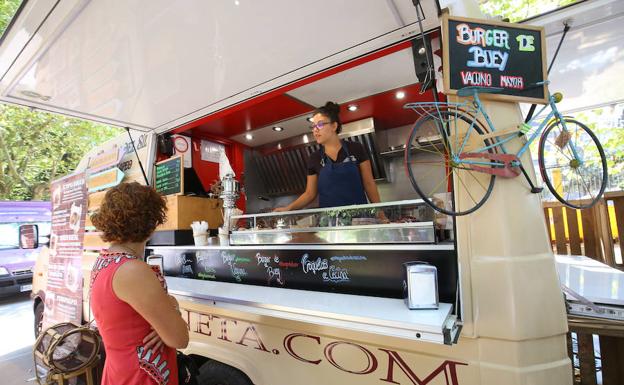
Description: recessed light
303,134,309,144
395,91,406,99
348,105,358,112
245,133,253,141
234,0,240,5
272,126,284,132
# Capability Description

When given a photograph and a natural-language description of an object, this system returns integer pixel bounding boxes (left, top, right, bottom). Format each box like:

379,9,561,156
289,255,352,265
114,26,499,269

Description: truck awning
524,0,624,114
0,1,441,133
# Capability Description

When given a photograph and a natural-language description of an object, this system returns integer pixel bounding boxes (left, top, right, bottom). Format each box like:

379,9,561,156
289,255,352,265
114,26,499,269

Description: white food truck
0,1,581,384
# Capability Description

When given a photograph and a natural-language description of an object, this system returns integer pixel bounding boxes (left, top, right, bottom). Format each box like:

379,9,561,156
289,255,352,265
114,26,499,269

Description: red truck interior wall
190,138,246,211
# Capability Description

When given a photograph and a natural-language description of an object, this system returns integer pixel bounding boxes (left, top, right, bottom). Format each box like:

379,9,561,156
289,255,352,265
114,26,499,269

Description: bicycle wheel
405,110,496,216
538,118,607,209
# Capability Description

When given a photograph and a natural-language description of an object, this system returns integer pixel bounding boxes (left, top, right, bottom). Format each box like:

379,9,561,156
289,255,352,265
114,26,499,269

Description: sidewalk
0,347,35,385
0,293,36,384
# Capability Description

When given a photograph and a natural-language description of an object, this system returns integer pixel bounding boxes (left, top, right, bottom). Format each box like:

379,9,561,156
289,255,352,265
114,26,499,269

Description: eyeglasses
309,120,332,131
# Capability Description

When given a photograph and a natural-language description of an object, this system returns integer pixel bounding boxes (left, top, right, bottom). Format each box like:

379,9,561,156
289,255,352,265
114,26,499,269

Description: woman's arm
275,174,318,211
113,260,189,349
359,160,381,203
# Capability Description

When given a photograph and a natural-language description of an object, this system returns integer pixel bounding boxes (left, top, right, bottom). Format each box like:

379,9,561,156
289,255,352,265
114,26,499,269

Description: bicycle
403,82,608,216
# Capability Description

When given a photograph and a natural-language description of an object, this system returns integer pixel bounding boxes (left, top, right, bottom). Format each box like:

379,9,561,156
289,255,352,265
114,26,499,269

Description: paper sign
87,167,125,192
201,140,224,163
172,135,192,168
43,172,88,328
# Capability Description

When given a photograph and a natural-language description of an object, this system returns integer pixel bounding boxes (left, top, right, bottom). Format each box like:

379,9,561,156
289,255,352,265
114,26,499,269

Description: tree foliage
0,0,20,36
0,104,121,200
0,0,122,200
478,0,579,22
575,105,624,190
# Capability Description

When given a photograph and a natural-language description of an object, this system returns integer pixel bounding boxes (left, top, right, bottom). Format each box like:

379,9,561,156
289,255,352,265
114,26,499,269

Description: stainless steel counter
230,222,435,245
167,277,461,345
150,240,454,251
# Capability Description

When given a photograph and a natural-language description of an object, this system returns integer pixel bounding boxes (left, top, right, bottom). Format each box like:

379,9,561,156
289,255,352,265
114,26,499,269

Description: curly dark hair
91,182,167,243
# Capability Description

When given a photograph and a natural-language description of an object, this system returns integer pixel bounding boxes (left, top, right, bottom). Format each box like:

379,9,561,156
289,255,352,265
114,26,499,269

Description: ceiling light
303,134,309,144
395,91,406,99
245,133,253,141
234,0,240,5
348,105,358,112
272,126,284,132
307,117,313,122
277,143,282,150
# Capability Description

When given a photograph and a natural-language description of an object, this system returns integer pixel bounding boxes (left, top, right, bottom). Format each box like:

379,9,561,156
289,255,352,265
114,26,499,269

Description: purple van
0,201,52,297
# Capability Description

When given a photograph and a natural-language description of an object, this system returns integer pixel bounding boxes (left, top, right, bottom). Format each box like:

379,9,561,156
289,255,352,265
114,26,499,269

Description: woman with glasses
275,101,382,211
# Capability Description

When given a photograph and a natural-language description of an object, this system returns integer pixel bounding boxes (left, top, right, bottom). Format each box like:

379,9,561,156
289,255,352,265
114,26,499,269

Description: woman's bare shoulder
113,259,160,292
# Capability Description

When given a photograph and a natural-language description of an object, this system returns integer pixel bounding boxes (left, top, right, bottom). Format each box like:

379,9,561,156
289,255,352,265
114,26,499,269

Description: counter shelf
230,199,438,245
166,277,461,345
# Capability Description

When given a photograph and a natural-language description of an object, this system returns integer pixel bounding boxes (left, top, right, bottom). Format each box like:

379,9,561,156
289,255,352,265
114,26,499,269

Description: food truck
0,1,574,384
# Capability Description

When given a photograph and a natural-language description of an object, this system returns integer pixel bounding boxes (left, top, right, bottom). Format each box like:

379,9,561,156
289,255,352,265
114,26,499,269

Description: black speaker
411,36,433,89
157,134,174,156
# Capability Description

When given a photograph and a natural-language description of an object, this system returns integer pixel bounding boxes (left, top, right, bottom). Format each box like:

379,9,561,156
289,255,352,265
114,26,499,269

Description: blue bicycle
403,83,608,216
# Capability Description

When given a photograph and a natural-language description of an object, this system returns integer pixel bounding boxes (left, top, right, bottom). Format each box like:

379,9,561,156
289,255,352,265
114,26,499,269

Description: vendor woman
275,101,382,211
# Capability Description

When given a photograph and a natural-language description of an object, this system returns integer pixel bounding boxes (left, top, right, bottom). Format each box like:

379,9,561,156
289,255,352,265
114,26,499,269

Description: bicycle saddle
456,86,505,97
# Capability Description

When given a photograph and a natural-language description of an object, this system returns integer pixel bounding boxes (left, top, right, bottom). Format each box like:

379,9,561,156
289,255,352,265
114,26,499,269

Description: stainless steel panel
230,222,435,245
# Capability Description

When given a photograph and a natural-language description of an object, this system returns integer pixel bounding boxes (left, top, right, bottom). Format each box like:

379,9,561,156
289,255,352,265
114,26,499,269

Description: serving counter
166,276,460,345
147,199,461,345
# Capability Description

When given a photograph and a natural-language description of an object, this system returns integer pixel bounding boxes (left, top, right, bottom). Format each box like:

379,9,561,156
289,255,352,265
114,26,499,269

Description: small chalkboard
442,13,548,104
154,156,183,196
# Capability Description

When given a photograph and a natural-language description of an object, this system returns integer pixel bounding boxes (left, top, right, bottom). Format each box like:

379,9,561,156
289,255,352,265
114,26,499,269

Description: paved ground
0,293,37,385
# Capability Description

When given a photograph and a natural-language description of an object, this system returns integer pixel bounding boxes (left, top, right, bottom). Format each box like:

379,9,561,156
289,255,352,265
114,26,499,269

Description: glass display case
229,199,437,245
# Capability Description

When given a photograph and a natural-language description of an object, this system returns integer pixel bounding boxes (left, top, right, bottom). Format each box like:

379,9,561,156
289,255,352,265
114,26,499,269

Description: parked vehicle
0,201,51,298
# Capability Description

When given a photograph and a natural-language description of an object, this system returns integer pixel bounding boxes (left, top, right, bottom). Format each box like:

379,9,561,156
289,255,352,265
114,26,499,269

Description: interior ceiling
288,48,419,107
190,44,444,147
185,94,313,139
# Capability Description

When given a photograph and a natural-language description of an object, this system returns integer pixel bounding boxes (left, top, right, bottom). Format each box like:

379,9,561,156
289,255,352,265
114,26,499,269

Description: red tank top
90,251,178,385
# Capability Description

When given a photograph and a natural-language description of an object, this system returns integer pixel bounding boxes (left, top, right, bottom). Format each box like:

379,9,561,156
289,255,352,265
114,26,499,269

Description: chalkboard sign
442,14,548,103
151,247,458,304
154,156,183,196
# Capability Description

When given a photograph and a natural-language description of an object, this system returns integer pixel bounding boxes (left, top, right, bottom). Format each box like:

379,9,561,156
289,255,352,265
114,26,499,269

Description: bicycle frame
403,84,608,213
456,90,582,169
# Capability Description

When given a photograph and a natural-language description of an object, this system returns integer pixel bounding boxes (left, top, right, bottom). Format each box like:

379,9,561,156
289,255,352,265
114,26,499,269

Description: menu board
155,156,183,196
153,247,458,304
44,172,88,328
442,14,548,103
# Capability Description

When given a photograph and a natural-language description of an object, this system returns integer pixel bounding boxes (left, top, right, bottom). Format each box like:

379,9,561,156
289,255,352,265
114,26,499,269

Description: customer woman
275,101,382,211
90,182,188,385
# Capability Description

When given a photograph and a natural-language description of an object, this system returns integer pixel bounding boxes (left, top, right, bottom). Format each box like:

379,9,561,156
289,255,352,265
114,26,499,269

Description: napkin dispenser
403,261,439,310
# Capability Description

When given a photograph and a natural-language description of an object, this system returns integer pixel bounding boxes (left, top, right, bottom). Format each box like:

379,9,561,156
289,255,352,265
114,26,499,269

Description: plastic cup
193,233,208,246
